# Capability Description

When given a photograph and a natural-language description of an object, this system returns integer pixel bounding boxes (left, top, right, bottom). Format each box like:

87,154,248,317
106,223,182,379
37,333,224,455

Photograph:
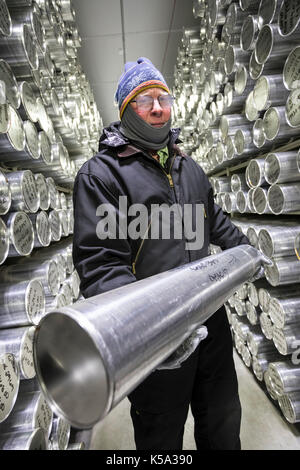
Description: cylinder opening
34,312,111,428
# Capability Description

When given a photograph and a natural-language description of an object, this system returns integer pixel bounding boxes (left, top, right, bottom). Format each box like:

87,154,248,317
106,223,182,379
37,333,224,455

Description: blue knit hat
115,57,170,118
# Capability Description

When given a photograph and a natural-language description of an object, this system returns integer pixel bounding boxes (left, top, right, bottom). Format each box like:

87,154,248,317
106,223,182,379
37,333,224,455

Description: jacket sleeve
72,172,137,298
207,181,250,249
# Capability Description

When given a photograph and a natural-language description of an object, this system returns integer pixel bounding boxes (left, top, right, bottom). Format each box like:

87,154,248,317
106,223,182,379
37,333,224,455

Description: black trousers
128,306,241,450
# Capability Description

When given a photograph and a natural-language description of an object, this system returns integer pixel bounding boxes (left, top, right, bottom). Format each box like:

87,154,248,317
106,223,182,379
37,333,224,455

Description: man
73,57,265,450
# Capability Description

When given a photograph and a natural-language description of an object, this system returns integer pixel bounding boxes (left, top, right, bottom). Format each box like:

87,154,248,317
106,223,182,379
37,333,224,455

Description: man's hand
248,249,273,282
157,326,208,370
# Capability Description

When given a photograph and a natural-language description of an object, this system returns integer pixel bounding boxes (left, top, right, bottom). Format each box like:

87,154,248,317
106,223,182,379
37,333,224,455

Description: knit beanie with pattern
115,57,170,118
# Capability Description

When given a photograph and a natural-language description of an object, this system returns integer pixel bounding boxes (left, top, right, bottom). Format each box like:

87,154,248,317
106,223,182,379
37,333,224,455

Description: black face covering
119,104,171,151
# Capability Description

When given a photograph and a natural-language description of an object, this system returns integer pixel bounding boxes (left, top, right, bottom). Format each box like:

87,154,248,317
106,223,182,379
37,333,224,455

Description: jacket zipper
132,153,177,275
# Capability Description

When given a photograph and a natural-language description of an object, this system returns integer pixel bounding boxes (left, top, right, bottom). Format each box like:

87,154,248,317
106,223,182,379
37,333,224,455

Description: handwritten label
35,174,49,210
23,171,39,212
273,327,287,354
35,394,53,436
24,121,39,159
12,212,34,255
48,260,59,295
0,104,8,133
0,171,10,215
286,89,300,127
0,353,19,422
258,230,272,258
20,326,35,379
40,132,52,164
26,280,45,324
284,47,300,90
0,0,11,36
256,25,272,64
279,0,300,35
49,210,61,241
264,109,279,140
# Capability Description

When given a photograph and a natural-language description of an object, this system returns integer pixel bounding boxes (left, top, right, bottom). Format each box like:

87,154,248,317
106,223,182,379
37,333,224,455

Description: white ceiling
72,0,199,126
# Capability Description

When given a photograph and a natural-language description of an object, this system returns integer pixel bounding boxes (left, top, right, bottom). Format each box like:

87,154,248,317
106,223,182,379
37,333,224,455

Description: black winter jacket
72,123,249,298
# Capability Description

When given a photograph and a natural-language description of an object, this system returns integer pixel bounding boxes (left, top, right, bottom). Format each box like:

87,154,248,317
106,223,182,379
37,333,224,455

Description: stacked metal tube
178,0,300,427
0,0,96,450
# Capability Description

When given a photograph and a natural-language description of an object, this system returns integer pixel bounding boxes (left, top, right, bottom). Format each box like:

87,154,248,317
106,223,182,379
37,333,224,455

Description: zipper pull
167,173,174,187
132,262,136,275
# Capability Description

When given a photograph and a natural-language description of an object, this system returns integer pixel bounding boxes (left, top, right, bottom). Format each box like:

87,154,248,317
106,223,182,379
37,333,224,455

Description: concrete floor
90,352,300,450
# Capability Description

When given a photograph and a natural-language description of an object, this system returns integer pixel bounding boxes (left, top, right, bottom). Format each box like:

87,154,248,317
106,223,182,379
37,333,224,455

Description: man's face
130,87,172,128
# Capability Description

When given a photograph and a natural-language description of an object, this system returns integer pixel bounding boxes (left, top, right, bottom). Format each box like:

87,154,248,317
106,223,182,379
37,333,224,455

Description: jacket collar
99,122,184,158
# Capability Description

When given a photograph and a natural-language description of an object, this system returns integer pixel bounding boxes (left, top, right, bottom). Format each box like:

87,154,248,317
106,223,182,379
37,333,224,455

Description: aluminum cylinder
28,211,51,248
231,173,248,193
33,245,264,428
234,64,255,95
2,211,34,257
220,114,249,141
0,105,25,156
0,388,53,437
265,257,300,286
258,226,300,258
278,0,300,37
252,118,267,148
0,427,47,450
0,23,38,71
48,209,62,241
226,3,249,35
296,233,300,259
224,45,250,75
241,15,260,51
252,352,281,382
258,0,282,27
0,353,19,423
49,416,70,450
260,312,274,340
34,173,50,211
245,91,259,122
0,60,20,109
246,158,267,188
273,325,300,355
236,190,251,213
255,24,299,65
269,296,300,329
0,217,9,265
246,300,259,325
17,81,38,123
263,107,300,142
285,87,300,128
268,361,300,396
267,183,300,214
5,170,39,213
0,258,60,296
8,7,44,55
0,169,11,215
247,329,277,356
0,0,12,37
224,192,237,212
283,46,300,91
0,326,35,379
264,151,300,184
253,75,289,111
0,279,45,327
278,392,300,423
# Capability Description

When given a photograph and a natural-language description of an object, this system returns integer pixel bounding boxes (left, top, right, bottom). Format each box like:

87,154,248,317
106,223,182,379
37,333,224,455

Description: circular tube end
33,310,112,429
